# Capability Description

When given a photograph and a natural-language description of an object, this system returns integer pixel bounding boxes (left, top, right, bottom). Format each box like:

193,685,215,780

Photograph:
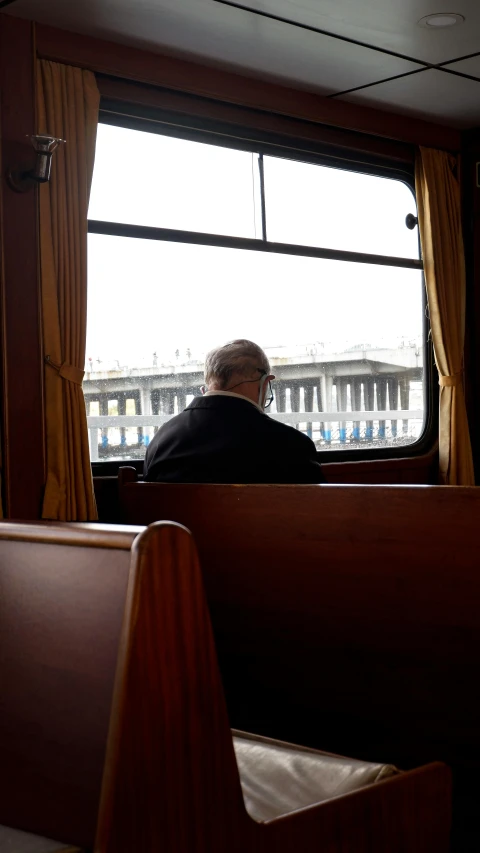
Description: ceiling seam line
211,0,432,68
434,67,480,84
437,50,480,67
327,68,430,99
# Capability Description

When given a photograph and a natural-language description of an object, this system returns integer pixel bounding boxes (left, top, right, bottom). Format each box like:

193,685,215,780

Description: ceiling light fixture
418,12,465,27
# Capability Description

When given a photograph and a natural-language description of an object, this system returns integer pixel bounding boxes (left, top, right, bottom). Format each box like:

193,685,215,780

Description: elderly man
144,339,324,483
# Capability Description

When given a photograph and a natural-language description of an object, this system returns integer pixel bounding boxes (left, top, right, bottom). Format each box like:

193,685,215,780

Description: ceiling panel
4,0,421,94
443,55,480,79
336,68,480,129
218,0,480,65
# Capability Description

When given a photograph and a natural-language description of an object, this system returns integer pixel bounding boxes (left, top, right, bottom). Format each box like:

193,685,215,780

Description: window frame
88,101,437,475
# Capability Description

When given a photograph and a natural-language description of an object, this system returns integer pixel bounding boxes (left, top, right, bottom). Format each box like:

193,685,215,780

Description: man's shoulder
155,409,191,433
144,409,190,454
263,414,309,438
263,415,318,451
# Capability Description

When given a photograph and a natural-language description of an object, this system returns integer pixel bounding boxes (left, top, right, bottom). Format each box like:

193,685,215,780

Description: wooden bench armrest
95,522,245,853
261,761,451,852
118,466,138,489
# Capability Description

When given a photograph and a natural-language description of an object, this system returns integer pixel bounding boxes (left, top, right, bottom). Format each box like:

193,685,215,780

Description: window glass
85,233,424,461
88,124,261,238
263,155,419,259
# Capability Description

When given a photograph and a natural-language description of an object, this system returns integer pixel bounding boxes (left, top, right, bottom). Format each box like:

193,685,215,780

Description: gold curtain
415,147,474,485
37,59,99,519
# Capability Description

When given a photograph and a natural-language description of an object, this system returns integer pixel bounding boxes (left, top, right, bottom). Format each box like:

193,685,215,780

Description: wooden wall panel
463,129,480,483
323,448,438,484
94,449,438,524
97,75,415,166
0,15,45,518
94,476,121,524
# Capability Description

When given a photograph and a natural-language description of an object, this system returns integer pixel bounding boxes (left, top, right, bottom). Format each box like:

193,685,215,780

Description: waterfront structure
84,343,424,459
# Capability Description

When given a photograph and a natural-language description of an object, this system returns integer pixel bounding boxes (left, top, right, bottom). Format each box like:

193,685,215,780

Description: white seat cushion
233,731,399,822
0,825,80,853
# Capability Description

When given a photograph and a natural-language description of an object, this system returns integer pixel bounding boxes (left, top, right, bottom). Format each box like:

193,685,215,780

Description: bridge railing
87,411,424,461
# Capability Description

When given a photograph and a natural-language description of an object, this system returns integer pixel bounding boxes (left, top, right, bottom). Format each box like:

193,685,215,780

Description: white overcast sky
86,123,423,369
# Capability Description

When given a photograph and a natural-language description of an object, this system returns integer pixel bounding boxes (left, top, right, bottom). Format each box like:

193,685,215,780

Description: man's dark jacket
144,394,324,484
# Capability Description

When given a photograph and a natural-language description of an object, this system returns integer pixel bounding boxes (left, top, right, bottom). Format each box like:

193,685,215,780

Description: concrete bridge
83,342,424,458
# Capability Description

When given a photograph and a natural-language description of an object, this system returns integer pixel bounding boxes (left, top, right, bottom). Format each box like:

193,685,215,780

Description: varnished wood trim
128,481,449,492
0,21,6,518
322,447,439,483
261,761,451,849
462,129,480,482
98,76,415,166
0,16,45,518
0,521,143,549
95,521,245,853
35,23,460,151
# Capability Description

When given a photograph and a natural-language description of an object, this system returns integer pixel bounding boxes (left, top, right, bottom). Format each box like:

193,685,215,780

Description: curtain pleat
37,59,99,519
415,147,474,485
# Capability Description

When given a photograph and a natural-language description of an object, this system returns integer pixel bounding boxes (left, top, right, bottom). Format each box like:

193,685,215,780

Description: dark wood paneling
96,449,439,524
323,447,438,484
95,451,438,524
0,519,450,852
462,128,480,483
94,476,120,523
0,523,136,846
97,76,415,166
0,16,45,518
35,23,460,151
96,520,451,853
118,479,480,849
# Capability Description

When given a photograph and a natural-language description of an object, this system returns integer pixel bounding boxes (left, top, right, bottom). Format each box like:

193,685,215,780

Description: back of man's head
204,339,270,390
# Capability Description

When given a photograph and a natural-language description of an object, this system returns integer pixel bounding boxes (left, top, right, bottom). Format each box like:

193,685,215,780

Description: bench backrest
95,521,451,853
0,521,252,851
0,521,248,851
0,522,141,846
0,518,453,853
119,473,480,774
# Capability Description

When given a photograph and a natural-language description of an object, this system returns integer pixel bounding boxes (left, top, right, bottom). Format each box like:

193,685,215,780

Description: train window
86,121,426,464
262,156,419,259
88,124,261,239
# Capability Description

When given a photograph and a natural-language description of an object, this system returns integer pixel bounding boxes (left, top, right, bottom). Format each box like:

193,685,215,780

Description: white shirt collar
203,390,264,413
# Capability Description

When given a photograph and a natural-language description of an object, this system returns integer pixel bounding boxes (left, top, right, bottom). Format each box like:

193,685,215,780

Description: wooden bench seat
96,521,450,853
232,731,399,821
118,470,480,850
0,520,449,852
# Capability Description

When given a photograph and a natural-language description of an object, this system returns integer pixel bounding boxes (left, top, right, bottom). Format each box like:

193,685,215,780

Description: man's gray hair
204,339,270,389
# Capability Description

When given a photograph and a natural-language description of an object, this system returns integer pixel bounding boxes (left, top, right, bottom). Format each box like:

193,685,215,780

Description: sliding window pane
263,156,420,259
85,234,425,461
88,123,261,238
